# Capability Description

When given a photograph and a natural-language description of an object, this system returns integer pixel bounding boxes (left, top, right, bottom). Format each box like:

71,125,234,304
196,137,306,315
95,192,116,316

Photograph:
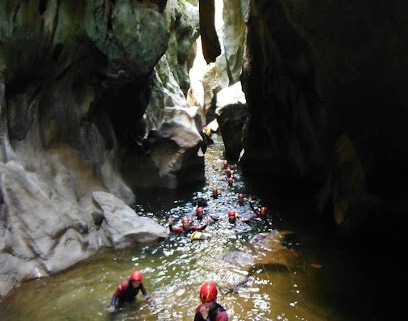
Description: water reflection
0,134,370,320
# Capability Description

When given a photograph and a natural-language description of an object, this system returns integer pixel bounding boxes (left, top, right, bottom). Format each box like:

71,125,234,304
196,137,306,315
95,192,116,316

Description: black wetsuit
110,279,149,308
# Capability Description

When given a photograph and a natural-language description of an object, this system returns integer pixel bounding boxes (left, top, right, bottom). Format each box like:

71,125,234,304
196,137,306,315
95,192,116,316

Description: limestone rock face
199,0,221,63
0,0,200,298
216,84,248,161
92,191,169,248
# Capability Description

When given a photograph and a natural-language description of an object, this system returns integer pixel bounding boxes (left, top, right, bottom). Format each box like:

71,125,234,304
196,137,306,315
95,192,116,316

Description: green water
0,134,378,320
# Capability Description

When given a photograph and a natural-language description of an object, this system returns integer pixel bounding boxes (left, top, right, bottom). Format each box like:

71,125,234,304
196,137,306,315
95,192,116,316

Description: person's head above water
130,271,143,282
227,177,233,186
196,207,204,216
212,187,220,198
181,216,190,228
199,282,218,302
228,210,237,222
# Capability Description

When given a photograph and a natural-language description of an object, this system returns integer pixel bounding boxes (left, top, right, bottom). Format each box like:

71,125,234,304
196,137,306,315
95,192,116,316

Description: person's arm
167,216,174,232
170,226,184,233
107,281,127,312
194,304,208,321
139,283,152,302
216,310,229,321
168,217,184,233
209,215,220,222
192,224,207,231
193,218,211,231
248,197,260,215
107,293,118,312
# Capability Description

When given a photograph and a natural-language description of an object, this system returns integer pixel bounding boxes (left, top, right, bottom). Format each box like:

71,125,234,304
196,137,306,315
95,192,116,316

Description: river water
0,133,380,321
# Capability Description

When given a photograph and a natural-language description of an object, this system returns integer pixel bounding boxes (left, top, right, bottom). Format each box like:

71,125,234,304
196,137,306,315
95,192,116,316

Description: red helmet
181,217,190,224
196,207,204,214
130,270,143,282
200,282,218,302
228,210,236,217
238,193,244,199
260,207,267,215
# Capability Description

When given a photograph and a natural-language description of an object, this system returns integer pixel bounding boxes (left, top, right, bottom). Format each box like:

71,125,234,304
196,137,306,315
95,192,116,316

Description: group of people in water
167,194,268,236
107,160,270,320
167,160,269,237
